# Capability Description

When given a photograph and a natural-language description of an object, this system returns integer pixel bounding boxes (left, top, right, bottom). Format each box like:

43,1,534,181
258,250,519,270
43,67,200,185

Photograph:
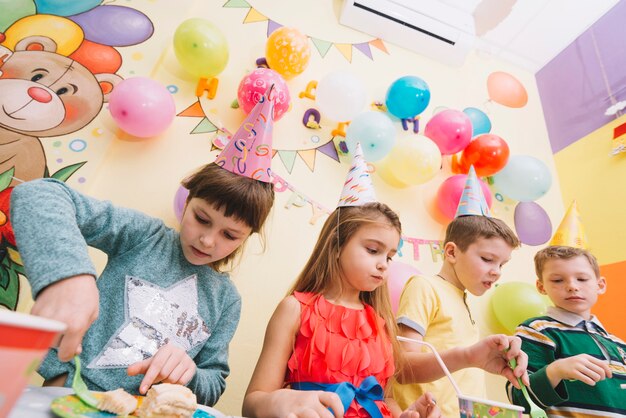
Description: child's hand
466,334,530,388
546,354,612,388
248,389,344,418
127,342,196,394
400,392,442,418
31,274,99,362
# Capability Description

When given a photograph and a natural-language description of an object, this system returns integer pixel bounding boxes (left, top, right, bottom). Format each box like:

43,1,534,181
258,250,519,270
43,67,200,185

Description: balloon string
590,27,622,117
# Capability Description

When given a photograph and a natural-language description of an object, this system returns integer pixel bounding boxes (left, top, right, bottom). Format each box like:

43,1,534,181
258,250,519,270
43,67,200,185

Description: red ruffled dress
285,292,395,417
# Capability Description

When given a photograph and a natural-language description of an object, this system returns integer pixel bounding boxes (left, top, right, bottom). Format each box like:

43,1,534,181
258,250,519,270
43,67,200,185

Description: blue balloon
34,0,101,16
463,107,491,136
492,155,552,202
385,76,430,119
345,111,396,162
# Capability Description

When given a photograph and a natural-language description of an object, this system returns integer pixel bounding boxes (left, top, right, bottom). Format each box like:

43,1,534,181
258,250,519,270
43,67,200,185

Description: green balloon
173,18,228,78
0,0,36,32
491,281,550,334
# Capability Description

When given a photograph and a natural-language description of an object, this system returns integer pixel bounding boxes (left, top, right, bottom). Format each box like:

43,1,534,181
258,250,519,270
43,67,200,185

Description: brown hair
534,245,600,280
182,162,275,271
288,202,404,371
444,216,520,251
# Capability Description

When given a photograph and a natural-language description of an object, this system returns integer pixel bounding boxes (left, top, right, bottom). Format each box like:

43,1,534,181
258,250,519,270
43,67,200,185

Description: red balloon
69,39,122,74
458,134,509,177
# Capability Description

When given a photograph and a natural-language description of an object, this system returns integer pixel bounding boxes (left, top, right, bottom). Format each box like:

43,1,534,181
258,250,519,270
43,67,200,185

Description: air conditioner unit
339,0,476,67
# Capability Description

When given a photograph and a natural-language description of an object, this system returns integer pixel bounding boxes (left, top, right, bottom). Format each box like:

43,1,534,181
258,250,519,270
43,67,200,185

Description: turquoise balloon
0,0,35,32
345,111,396,162
463,107,491,136
385,76,430,119
492,155,552,202
34,0,101,16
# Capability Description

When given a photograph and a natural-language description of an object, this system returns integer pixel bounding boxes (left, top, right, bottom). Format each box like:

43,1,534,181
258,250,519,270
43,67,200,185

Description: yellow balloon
2,14,83,56
386,134,442,186
265,27,310,80
376,158,409,188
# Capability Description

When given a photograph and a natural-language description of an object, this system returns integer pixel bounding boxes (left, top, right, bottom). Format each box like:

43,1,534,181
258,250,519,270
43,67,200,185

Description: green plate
50,394,215,418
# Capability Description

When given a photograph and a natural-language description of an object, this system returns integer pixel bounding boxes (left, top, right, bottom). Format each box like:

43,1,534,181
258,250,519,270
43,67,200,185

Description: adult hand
127,342,196,394
400,392,441,418
546,354,612,388
31,275,99,362
466,334,529,388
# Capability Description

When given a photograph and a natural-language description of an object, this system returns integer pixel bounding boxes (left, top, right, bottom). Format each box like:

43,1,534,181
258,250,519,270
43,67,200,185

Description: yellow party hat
549,200,588,249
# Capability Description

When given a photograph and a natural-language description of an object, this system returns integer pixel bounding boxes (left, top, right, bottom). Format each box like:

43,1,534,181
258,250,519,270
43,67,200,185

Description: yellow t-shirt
391,274,485,417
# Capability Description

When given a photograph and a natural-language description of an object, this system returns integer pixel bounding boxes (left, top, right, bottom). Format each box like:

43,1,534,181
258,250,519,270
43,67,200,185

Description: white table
8,386,227,417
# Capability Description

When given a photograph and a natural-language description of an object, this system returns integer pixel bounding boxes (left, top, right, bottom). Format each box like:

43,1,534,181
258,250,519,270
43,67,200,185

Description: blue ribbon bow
291,375,384,418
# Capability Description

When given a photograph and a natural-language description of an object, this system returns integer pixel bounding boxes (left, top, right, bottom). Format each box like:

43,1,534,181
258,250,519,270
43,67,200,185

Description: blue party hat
455,165,491,217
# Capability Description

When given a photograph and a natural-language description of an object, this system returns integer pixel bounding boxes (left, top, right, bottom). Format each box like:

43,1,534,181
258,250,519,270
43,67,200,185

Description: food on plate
136,383,197,418
97,388,138,415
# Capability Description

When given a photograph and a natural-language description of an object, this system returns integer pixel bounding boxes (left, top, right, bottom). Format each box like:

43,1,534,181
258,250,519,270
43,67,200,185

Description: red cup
0,310,66,418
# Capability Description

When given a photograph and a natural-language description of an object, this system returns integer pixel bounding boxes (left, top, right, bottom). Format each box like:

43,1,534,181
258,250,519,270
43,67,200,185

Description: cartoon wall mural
0,3,153,311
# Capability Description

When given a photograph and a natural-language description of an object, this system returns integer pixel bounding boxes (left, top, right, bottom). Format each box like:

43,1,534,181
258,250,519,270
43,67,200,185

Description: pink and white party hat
215,85,274,182
337,142,377,207
455,165,491,217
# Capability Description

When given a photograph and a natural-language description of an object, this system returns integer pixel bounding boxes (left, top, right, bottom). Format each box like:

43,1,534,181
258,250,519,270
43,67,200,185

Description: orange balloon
265,27,310,80
487,71,528,108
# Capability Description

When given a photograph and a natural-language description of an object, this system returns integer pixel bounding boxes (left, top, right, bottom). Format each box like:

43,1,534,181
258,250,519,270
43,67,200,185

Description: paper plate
50,394,216,418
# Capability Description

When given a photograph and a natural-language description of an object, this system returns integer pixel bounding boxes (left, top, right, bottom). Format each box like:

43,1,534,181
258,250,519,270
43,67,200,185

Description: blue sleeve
10,178,163,297
187,295,242,406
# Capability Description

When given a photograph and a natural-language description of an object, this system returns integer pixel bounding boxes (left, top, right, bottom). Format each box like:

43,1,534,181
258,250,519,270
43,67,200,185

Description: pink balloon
173,185,189,222
237,68,290,121
436,174,493,220
387,261,420,314
424,109,472,155
108,77,176,138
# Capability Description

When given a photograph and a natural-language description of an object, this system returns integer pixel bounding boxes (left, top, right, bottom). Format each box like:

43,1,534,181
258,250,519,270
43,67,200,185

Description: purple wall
536,0,626,153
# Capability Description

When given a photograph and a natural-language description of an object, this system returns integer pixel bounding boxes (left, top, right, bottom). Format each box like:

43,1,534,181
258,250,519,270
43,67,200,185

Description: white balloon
315,71,367,122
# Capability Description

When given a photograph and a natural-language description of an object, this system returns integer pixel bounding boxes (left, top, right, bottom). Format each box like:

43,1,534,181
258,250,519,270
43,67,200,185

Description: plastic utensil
508,356,548,418
72,356,99,408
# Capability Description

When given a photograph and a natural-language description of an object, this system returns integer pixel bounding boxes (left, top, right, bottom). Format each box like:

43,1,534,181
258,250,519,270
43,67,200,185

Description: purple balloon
514,201,552,246
69,5,153,47
173,186,189,222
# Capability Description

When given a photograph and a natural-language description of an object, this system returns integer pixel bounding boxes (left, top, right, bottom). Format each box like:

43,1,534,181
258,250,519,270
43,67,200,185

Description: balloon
424,109,472,155
436,174,492,221
315,71,366,122
34,0,100,16
514,202,552,246
0,0,35,32
237,68,290,121
108,77,176,138
463,107,491,136
345,111,396,162
458,134,509,177
69,5,153,47
492,155,552,202
487,71,528,108
379,134,442,187
173,185,189,222
385,76,430,119
69,39,122,74
387,261,420,314
2,14,83,55
265,27,310,80
491,282,550,334
173,18,228,78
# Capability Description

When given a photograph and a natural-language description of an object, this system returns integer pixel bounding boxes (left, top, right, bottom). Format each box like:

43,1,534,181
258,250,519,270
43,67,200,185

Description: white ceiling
453,0,621,72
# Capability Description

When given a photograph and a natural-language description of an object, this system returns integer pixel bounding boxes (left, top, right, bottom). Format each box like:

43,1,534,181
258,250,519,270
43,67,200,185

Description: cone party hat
454,165,491,218
549,200,588,249
337,142,377,207
215,85,274,182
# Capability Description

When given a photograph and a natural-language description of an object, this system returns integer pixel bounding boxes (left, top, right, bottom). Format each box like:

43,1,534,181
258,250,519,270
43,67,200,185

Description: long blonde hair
288,202,404,368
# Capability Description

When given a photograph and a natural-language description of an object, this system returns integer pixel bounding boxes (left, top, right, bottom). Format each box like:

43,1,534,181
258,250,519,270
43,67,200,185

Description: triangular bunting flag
272,149,278,158
298,149,316,171
335,43,353,62
177,101,204,117
243,7,267,23
354,42,373,60
191,118,217,134
267,20,282,36
311,38,333,58
222,0,250,7
369,38,388,54
278,150,297,173
317,141,339,162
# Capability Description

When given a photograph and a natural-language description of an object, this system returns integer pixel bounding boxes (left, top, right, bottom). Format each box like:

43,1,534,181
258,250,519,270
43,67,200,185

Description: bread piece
97,388,138,415
136,383,197,418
